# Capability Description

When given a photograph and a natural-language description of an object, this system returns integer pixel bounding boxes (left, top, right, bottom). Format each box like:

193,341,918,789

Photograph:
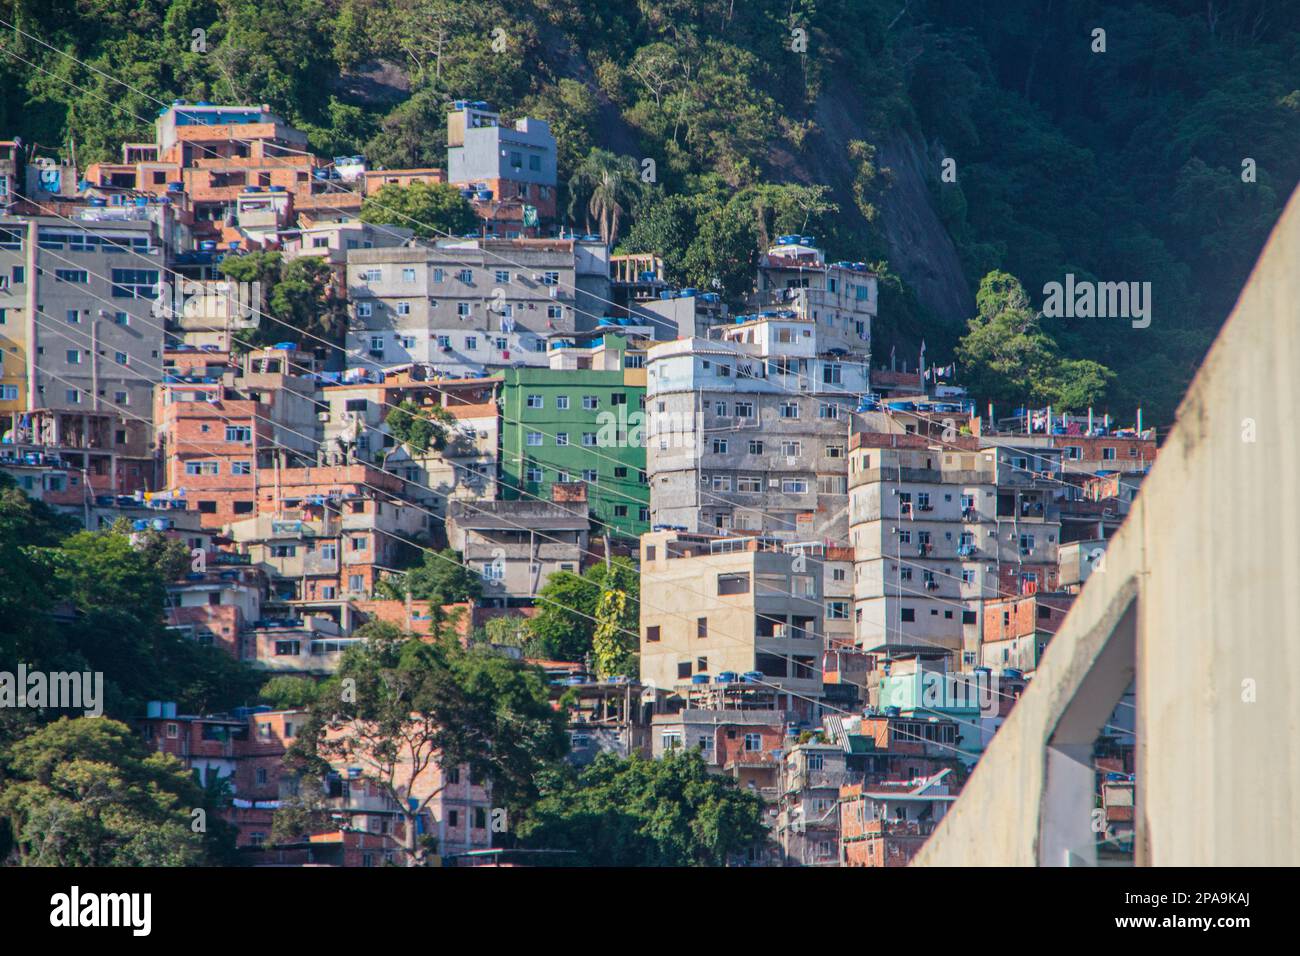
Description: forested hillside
2,0,1297,425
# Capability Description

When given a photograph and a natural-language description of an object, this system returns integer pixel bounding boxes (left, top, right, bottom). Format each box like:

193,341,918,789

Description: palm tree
567,148,639,245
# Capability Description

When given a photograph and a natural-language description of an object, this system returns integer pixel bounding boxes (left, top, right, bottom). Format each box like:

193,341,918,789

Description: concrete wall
913,185,1300,866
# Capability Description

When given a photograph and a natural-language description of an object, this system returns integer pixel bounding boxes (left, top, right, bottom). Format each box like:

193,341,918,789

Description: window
781,440,802,457
457,302,471,318
581,468,597,482
749,440,764,455
645,625,661,642
581,433,597,447
111,268,159,299
526,394,543,409
697,617,708,638
402,267,416,283
712,438,728,454
457,269,473,283
555,432,569,446
356,302,372,318
714,401,728,416
823,363,842,384
1102,447,1117,460
744,733,762,752
542,271,559,286
225,426,252,442
718,573,750,595
525,466,543,483
901,608,915,623
826,601,849,620
555,395,569,410
819,402,840,420
779,401,800,419
65,349,81,365
495,270,510,283
54,269,88,283
582,395,598,410
396,301,411,316
525,431,543,446
735,401,754,418
781,478,808,494
185,461,219,476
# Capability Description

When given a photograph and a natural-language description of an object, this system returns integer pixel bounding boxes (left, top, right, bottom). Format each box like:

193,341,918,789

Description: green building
499,336,649,541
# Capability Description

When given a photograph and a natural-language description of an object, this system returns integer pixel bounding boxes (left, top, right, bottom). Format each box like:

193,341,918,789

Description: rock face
796,90,974,344
875,132,973,330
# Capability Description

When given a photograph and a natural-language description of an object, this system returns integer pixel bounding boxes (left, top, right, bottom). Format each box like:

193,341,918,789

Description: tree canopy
0,718,237,866
516,751,769,866
278,628,567,864
527,557,639,663
360,181,479,239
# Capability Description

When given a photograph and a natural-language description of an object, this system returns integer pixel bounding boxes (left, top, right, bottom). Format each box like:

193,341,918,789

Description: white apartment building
645,317,867,541
344,237,609,375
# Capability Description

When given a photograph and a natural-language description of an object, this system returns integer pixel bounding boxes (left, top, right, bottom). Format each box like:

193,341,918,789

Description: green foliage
279,631,566,862
568,147,641,245
219,251,344,351
378,547,483,607
516,751,769,866
259,675,322,710
0,718,236,866
360,181,478,239
957,271,1115,410
0,483,261,726
590,588,636,679
527,557,639,663
384,400,455,454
